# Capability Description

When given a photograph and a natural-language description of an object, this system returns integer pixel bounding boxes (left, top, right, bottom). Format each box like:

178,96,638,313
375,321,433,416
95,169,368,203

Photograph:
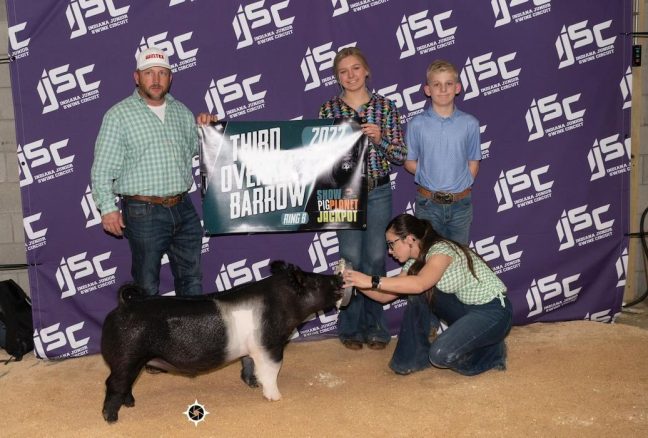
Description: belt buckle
161,196,176,207
433,192,453,204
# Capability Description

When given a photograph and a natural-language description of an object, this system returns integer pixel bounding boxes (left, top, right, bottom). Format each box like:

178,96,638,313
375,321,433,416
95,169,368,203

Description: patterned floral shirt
318,93,407,179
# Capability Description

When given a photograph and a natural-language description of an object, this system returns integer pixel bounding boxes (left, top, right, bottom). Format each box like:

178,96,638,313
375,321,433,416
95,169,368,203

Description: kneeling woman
343,213,513,376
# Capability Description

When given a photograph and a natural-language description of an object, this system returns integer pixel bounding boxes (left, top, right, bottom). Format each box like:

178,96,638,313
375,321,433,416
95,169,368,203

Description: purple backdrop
6,0,632,359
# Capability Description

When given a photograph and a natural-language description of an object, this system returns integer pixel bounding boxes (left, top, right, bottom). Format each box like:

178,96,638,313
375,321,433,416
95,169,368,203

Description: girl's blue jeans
337,183,392,344
389,290,513,376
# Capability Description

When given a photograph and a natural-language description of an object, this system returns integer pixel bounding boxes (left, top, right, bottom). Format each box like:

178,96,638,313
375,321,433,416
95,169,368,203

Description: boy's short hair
426,59,459,83
333,47,371,82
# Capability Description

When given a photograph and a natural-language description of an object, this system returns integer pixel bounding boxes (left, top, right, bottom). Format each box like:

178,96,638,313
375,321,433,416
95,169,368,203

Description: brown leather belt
417,186,471,204
123,193,186,207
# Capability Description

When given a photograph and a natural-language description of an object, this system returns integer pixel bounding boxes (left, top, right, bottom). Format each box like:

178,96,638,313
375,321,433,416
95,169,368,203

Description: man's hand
102,211,125,237
196,113,218,125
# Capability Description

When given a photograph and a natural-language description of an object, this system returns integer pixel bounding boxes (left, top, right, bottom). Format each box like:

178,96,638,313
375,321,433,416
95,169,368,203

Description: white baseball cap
136,47,171,71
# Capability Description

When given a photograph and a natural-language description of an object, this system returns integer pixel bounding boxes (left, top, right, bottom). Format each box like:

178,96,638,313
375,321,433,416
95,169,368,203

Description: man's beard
140,85,168,102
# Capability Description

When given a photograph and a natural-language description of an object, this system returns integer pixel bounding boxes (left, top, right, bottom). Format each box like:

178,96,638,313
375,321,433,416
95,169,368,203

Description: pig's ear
270,259,310,292
283,265,308,295
270,260,289,274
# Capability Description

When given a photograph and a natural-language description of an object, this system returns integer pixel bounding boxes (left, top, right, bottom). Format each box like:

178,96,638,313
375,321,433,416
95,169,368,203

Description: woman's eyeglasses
386,238,403,251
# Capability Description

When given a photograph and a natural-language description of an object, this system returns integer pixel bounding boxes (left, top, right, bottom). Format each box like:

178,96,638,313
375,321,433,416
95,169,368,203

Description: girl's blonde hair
333,47,371,82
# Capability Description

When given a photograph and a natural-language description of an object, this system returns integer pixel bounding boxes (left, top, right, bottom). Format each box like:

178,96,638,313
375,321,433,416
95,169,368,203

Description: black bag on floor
0,280,34,362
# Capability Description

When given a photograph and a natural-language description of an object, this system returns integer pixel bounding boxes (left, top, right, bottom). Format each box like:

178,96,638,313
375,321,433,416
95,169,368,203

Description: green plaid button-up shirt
91,90,199,214
404,241,507,306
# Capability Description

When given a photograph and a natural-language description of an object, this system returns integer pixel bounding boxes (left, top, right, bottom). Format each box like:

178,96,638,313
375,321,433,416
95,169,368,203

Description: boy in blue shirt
405,60,481,245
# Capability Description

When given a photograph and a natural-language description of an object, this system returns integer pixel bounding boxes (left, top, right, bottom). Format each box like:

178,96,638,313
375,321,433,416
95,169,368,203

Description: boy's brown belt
123,193,186,207
416,187,471,204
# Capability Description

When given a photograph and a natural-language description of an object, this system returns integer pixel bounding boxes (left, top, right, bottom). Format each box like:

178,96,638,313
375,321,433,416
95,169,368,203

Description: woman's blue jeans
389,290,513,376
122,194,203,296
337,183,391,344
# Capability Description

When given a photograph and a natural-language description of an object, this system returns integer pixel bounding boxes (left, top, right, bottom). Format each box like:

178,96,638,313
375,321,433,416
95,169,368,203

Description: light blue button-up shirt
406,106,481,193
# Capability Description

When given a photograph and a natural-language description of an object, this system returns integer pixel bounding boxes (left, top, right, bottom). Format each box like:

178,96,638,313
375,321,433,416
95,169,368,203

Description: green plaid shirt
91,90,199,214
404,241,507,306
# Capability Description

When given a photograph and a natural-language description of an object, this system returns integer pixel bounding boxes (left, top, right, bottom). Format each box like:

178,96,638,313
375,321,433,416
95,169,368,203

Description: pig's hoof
103,409,118,423
263,390,282,401
124,393,135,407
241,369,259,387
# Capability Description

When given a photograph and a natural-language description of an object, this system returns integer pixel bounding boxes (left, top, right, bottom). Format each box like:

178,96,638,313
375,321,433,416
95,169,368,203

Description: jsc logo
37,63,101,114
81,185,102,228
23,212,48,251
308,231,340,273
18,138,75,187
375,82,426,124
301,41,357,91
525,92,585,141
8,21,30,60
556,19,616,69
620,66,632,110
491,0,551,28
480,125,491,159
585,309,617,323
470,235,523,275
66,0,129,39
460,51,521,101
56,251,117,299
588,133,630,181
494,164,553,212
204,73,267,119
232,0,294,49
215,258,270,291
33,321,90,359
526,272,581,317
396,9,456,59
136,31,198,73
556,204,614,251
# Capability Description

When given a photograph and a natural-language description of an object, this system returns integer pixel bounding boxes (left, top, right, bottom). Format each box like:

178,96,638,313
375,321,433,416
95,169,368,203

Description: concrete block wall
0,1,30,293
0,2,647,301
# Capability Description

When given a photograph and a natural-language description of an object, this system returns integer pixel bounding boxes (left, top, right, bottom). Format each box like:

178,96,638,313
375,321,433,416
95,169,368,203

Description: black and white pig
101,260,343,423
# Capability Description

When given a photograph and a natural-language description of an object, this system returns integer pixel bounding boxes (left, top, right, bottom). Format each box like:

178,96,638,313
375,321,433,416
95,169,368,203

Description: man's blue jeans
415,193,473,244
389,291,512,376
122,195,203,296
337,183,391,344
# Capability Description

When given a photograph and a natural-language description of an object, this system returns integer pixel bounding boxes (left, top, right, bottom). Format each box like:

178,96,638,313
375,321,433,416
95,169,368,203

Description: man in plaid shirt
91,47,203,296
